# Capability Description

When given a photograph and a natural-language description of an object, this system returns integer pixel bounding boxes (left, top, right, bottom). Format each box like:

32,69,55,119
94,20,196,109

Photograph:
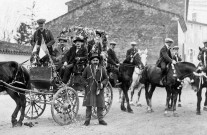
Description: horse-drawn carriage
23,26,113,125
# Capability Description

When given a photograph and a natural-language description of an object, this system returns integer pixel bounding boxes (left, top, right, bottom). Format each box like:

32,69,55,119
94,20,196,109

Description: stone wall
46,0,184,64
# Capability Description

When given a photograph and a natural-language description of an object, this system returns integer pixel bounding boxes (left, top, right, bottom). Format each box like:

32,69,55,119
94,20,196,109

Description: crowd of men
30,18,192,126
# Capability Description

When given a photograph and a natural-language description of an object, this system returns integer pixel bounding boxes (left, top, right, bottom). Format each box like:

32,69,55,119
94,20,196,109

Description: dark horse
195,47,207,115
0,61,31,127
118,52,144,113
140,62,200,116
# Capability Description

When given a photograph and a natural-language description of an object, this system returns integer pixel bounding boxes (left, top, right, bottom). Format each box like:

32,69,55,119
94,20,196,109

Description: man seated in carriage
156,38,176,85
30,19,55,66
62,36,88,84
107,41,120,86
52,36,69,79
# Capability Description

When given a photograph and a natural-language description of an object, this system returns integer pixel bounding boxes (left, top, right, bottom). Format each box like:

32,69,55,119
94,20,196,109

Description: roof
46,0,187,32
0,41,32,55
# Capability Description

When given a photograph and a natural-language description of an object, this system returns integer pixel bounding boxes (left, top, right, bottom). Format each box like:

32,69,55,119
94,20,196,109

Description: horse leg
147,84,155,112
172,91,179,117
17,93,26,126
136,84,143,107
130,87,135,105
145,83,150,109
165,87,171,115
178,89,182,107
203,89,207,111
7,90,21,127
118,88,122,103
124,87,133,113
196,88,202,115
121,91,126,111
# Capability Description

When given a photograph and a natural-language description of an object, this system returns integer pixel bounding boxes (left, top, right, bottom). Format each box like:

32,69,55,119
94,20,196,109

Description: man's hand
116,63,120,67
172,60,176,64
63,62,67,66
75,57,80,61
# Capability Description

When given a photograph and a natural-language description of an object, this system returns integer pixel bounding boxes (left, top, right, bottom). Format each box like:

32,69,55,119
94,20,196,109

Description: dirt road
0,85,207,135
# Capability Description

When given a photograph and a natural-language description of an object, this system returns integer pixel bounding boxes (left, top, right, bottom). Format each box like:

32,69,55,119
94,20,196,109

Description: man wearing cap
30,19,55,55
172,46,182,62
52,37,69,78
126,41,138,63
62,36,88,84
156,38,176,85
82,53,109,126
107,41,120,86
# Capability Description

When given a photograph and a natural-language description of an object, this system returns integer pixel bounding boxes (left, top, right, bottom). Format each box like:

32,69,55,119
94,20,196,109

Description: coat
172,54,182,62
64,46,88,64
30,29,55,55
156,45,173,68
82,64,109,107
107,48,119,65
126,48,138,59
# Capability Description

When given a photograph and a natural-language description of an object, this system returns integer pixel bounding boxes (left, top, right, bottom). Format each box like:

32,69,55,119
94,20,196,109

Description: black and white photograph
0,0,207,135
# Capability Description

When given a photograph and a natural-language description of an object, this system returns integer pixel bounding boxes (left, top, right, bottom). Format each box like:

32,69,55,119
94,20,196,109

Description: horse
195,47,207,114
129,49,148,106
0,61,31,127
118,52,144,113
140,62,200,116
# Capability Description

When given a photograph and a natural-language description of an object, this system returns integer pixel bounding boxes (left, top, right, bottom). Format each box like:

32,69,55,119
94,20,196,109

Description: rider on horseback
126,41,138,63
107,41,121,86
156,38,176,85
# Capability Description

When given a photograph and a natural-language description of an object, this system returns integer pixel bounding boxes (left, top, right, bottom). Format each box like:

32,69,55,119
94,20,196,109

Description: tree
14,22,32,45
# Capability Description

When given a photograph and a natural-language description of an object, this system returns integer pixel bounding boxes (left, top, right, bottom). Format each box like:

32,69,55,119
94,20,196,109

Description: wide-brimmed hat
130,41,137,46
37,19,46,24
165,38,174,43
73,36,85,43
172,46,179,50
90,53,101,61
110,41,116,45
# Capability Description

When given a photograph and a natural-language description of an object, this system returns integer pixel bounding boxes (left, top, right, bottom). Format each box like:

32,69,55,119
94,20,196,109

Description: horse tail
139,66,148,84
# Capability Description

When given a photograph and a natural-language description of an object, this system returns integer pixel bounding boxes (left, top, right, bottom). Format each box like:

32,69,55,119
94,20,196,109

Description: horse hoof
16,122,22,127
196,111,201,115
178,104,182,107
203,106,207,111
121,107,127,111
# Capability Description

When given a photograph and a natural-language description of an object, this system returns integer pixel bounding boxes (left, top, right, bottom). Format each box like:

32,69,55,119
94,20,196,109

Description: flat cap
110,41,117,45
37,19,46,24
165,38,174,43
130,41,137,46
172,46,179,50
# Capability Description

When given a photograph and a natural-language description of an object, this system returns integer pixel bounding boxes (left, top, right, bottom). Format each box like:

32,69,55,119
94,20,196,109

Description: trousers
85,106,104,121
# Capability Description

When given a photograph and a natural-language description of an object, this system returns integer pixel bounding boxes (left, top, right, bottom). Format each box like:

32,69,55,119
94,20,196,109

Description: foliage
14,22,32,45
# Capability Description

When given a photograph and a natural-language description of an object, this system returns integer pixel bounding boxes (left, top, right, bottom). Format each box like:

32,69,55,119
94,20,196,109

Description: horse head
198,47,207,67
138,49,148,66
133,51,145,70
174,62,200,91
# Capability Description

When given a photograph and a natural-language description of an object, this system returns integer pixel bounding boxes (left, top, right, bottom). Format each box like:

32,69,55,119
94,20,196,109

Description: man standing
82,53,109,126
30,19,55,55
156,38,176,85
62,36,88,84
126,41,138,63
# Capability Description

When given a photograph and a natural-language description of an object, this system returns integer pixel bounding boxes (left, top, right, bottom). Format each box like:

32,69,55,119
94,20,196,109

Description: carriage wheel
51,86,79,125
92,82,113,118
25,93,46,119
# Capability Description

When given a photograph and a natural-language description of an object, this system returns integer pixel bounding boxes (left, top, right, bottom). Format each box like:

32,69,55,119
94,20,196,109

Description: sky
0,0,70,42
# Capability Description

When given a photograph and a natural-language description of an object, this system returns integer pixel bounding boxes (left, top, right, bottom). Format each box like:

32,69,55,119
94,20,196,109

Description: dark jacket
126,48,138,59
82,64,108,107
30,29,55,55
65,46,88,64
156,45,173,67
107,48,119,65
172,54,182,62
